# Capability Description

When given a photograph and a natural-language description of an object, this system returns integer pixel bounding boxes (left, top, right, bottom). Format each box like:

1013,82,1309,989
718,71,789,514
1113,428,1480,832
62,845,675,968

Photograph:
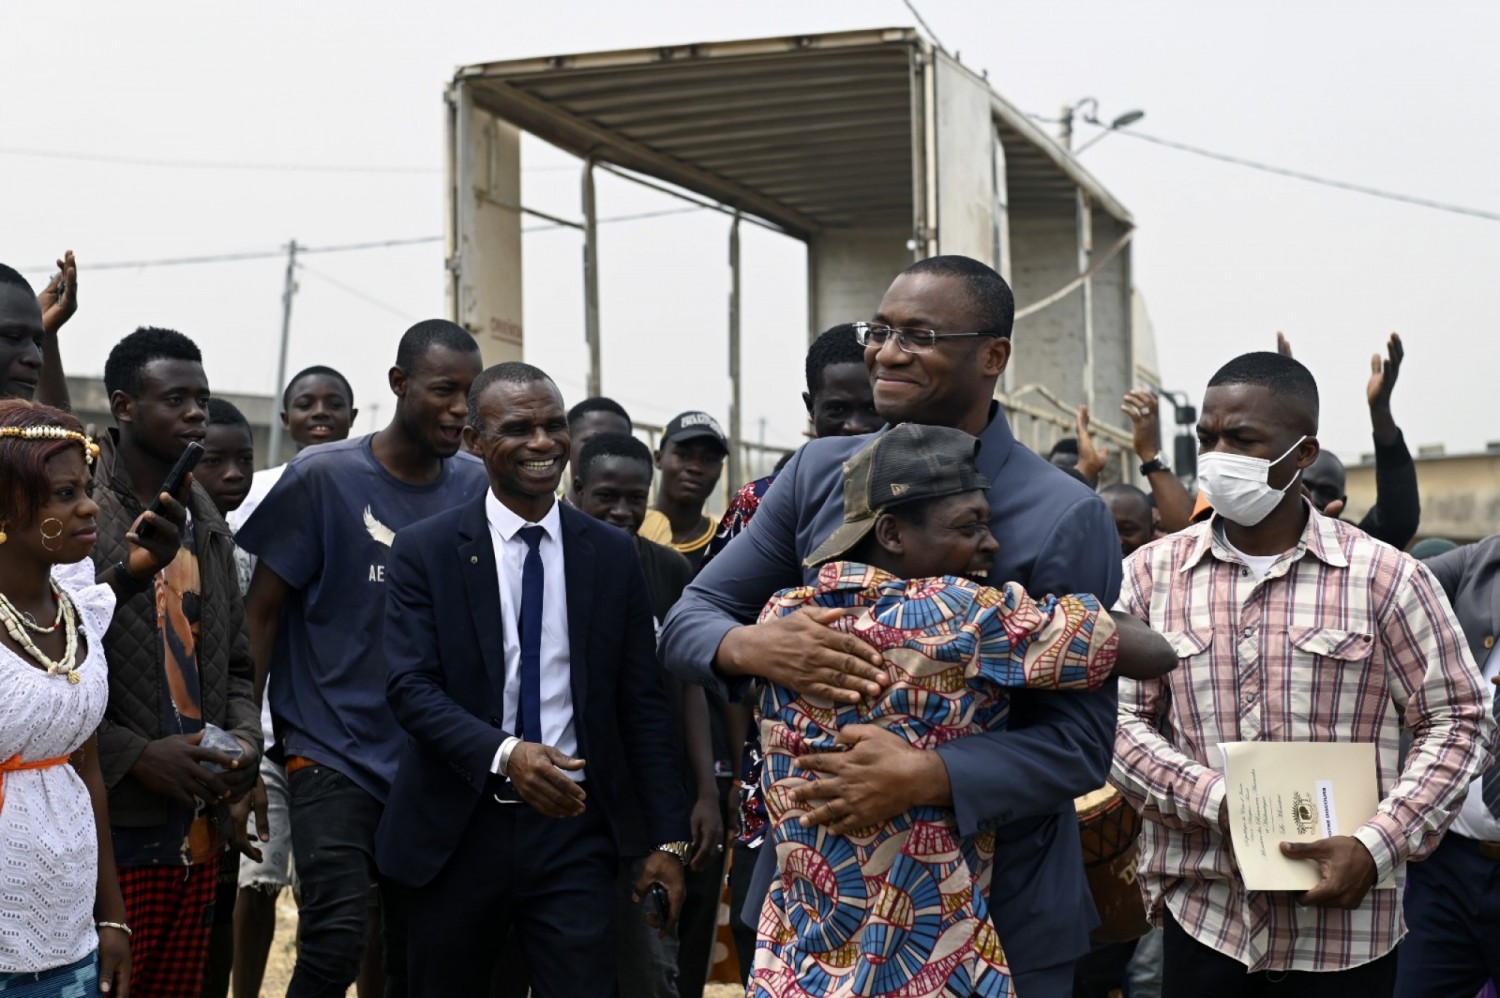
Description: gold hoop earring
0,523,8,544
39,518,63,552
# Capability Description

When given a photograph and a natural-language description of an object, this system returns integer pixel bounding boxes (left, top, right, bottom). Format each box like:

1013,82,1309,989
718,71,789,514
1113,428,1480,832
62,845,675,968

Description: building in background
1346,445,1500,545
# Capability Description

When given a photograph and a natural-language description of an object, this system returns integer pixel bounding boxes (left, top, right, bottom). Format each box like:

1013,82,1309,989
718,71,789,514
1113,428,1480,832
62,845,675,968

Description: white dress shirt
484,491,581,781
1451,643,1500,841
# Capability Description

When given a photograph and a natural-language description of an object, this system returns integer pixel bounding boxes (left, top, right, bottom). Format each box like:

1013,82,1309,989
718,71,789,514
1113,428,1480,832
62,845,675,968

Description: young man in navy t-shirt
238,321,487,997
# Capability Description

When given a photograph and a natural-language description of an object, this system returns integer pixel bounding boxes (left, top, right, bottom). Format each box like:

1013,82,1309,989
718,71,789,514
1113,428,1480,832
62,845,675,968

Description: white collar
485,489,561,543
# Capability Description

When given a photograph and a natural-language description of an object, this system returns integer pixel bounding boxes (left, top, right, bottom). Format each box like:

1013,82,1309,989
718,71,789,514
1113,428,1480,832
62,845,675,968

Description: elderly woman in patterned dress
0,401,171,997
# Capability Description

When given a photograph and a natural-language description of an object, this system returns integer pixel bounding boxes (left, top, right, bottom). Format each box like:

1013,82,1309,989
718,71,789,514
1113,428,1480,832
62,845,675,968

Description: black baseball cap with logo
804,423,990,568
661,410,728,453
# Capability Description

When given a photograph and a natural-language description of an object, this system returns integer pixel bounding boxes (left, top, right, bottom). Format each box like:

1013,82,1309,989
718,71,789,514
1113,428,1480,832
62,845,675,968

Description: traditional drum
1075,785,1152,943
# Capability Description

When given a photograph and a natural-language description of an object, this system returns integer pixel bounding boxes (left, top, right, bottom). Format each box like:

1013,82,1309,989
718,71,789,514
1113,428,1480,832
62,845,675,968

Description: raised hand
1121,390,1162,462
1276,331,1293,358
1074,404,1108,486
37,251,78,335
1367,333,1403,410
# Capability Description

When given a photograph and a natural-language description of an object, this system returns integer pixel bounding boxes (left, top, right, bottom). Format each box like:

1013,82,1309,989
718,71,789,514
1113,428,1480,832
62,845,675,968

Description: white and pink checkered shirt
1110,506,1495,972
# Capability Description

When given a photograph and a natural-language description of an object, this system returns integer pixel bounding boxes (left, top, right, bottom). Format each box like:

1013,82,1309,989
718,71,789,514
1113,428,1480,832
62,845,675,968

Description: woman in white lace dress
0,403,129,996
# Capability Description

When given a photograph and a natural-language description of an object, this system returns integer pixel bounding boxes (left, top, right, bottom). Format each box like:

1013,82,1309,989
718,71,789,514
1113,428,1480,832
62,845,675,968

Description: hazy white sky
5,1,1497,464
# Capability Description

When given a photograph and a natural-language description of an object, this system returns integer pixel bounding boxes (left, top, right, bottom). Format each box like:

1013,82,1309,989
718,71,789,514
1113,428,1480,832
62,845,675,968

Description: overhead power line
0,146,582,176
296,262,420,321
1099,126,1500,224
0,145,438,175
18,235,444,274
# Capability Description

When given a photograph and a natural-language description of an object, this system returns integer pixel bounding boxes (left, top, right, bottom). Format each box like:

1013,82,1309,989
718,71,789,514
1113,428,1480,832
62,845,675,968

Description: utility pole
582,157,602,398
726,212,743,492
267,239,298,467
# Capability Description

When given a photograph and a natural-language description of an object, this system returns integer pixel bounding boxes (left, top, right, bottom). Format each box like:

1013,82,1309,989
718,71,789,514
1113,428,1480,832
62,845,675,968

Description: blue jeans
0,952,98,996
286,764,407,998
1393,832,1500,997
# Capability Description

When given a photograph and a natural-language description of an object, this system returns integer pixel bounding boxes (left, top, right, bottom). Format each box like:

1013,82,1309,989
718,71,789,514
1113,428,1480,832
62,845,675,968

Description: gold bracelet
96,921,132,938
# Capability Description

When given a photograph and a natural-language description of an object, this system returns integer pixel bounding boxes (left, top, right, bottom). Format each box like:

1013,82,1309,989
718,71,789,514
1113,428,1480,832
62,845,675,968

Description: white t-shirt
1214,521,1282,584
229,464,286,742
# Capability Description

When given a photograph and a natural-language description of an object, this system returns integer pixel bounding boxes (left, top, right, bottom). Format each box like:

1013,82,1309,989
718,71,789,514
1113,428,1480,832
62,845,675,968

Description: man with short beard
662,255,1123,993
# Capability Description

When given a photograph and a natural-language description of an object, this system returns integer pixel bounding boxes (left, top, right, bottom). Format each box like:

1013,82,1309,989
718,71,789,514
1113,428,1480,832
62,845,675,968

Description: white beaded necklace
0,586,80,684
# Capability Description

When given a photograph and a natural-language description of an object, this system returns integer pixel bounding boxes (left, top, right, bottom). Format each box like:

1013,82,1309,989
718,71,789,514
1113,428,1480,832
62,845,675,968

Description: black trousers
408,793,617,997
286,764,408,998
1161,909,1394,998
1393,832,1500,997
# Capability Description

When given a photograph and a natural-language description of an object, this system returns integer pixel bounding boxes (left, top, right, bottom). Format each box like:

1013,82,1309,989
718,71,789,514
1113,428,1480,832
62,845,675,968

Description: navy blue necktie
516,525,545,743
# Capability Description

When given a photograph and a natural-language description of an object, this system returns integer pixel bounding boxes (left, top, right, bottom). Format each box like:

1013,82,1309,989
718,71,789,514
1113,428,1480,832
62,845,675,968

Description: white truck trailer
445,27,1161,483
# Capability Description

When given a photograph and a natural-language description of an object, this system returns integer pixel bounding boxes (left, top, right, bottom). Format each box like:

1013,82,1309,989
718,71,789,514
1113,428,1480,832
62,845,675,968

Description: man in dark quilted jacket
90,326,262,998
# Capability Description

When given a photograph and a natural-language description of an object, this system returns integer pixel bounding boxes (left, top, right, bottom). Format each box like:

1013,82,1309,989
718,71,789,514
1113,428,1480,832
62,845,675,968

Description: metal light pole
267,239,298,467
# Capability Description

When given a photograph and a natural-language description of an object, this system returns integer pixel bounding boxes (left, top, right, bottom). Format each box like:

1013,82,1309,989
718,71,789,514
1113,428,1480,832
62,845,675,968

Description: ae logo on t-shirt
364,505,395,582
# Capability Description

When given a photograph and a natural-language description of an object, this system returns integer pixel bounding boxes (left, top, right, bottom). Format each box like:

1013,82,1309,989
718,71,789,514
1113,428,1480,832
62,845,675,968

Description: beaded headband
0,426,101,466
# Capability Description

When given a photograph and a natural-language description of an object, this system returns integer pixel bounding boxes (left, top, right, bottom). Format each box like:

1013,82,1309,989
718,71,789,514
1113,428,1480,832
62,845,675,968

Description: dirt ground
260,895,745,997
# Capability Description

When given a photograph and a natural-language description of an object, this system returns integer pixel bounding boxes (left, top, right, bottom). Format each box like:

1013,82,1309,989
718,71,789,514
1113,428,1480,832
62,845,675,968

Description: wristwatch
653,840,692,865
1139,456,1170,476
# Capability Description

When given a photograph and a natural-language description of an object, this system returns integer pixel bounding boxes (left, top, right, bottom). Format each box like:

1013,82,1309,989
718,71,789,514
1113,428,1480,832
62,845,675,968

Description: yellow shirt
640,509,717,559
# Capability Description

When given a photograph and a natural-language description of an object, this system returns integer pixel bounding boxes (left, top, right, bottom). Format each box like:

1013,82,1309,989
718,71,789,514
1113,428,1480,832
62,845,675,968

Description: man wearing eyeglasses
660,254,1123,995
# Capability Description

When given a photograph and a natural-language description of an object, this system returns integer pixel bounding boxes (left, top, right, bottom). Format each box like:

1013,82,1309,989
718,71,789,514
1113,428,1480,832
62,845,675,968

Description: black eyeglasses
852,321,1000,355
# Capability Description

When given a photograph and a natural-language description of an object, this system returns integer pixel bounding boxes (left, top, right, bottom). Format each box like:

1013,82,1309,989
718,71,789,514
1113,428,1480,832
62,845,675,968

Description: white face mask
1197,436,1307,527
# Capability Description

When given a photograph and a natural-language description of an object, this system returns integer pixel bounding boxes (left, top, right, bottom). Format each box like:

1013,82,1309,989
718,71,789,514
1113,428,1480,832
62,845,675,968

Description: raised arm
934,494,1125,834
36,251,77,411
1122,390,1195,533
1357,334,1420,549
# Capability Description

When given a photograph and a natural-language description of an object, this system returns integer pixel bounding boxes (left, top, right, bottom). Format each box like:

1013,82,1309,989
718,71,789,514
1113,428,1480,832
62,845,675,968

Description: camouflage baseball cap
803,422,990,568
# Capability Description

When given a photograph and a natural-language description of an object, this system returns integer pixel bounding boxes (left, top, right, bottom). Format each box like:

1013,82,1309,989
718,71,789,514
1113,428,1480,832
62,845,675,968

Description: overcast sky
5,0,1496,466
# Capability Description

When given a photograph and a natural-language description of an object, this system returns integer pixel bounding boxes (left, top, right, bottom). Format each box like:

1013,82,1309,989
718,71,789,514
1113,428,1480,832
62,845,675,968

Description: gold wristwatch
654,840,692,865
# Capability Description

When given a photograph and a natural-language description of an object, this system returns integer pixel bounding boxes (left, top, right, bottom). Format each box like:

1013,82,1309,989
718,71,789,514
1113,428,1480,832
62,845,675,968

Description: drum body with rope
1074,785,1152,944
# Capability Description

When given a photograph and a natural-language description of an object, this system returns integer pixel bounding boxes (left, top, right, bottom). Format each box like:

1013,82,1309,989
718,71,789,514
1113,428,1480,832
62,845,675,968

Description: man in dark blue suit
378,362,690,997
660,255,1123,995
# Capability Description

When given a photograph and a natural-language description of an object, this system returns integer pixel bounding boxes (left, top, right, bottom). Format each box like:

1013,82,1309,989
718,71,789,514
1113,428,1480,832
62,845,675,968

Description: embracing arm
659,447,883,703
659,450,806,698
935,495,1125,835
384,532,504,793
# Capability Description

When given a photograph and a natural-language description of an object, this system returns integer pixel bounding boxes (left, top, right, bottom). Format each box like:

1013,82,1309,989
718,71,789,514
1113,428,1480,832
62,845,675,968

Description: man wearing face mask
1110,351,1494,997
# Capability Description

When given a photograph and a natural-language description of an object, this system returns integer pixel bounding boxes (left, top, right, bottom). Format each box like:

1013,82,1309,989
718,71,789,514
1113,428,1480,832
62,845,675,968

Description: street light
1057,98,1146,154
1075,107,1146,155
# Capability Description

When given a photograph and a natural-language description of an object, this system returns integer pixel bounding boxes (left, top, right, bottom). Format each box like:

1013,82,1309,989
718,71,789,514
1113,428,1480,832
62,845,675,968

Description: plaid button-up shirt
1110,506,1495,972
